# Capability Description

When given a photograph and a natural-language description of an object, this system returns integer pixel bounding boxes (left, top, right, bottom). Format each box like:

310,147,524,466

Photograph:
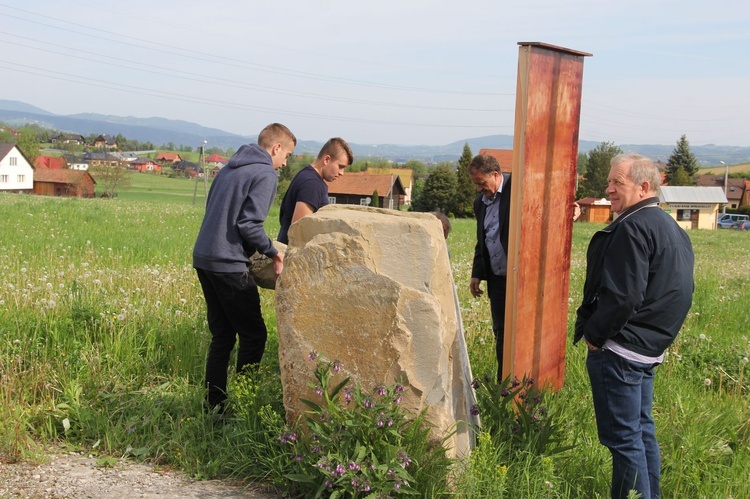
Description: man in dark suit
468,154,512,383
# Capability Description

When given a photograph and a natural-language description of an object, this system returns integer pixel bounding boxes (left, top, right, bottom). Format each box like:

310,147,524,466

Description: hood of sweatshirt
226,143,273,169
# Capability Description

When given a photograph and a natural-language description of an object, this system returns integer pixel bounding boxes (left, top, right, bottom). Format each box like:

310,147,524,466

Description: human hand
272,252,284,279
584,339,600,351
572,202,581,222
470,278,484,298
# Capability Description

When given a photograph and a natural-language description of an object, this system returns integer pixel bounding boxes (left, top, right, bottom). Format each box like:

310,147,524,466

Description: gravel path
0,452,280,499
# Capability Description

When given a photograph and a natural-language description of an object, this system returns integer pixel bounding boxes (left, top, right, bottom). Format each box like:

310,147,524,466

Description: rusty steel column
504,42,591,390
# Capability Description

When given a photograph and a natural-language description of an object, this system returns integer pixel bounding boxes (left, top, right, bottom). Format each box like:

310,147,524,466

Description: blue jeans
586,349,660,499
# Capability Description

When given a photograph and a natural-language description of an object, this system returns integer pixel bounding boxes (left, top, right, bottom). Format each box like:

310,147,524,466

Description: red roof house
34,156,68,169
156,152,182,162
327,172,406,209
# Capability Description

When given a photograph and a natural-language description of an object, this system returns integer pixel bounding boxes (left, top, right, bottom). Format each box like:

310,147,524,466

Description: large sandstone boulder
275,205,477,458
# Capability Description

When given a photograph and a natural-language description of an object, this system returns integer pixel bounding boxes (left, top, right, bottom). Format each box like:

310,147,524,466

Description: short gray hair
611,153,661,195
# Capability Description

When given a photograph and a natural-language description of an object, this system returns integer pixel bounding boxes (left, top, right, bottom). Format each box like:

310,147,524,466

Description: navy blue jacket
574,197,694,356
193,144,278,273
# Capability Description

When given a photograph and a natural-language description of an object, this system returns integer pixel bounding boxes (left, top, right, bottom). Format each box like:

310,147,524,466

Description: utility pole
720,160,728,214
192,141,208,205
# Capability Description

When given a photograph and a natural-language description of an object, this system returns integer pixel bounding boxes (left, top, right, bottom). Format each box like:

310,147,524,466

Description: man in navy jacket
575,153,694,499
193,123,296,414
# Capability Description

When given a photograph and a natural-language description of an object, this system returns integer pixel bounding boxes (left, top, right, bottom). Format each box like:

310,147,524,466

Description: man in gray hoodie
193,123,296,413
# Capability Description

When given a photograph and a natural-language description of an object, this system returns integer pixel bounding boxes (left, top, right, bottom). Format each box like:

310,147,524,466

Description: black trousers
196,268,267,408
486,273,507,382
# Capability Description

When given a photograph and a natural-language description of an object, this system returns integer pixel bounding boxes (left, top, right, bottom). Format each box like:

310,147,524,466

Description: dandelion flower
704,378,712,386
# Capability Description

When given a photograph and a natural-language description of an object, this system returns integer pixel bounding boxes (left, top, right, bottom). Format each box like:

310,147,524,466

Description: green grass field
1,173,749,497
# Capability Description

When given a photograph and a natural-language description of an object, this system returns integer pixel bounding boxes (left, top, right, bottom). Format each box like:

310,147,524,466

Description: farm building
33,169,96,198
576,197,612,223
327,172,406,209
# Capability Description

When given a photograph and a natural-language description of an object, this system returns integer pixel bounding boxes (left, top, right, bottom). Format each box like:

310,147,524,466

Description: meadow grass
1,175,749,497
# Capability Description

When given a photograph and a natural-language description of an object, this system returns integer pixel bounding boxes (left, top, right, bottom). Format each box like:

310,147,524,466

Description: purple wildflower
470,404,480,416
471,379,480,389
332,360,342,372
308,350,318,362
375,385,386,396
395,384,405,392
393,396,402,405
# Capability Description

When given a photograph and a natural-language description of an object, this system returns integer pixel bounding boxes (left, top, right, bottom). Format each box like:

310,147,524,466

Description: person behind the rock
277,137,353,244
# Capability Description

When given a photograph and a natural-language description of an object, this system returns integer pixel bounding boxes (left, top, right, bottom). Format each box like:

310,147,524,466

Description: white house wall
0,146,34,191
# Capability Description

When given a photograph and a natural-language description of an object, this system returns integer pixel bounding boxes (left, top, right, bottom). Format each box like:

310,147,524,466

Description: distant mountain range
2,99,749,165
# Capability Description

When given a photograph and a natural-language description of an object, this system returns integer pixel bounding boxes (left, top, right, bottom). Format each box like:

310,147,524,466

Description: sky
1,0,749,148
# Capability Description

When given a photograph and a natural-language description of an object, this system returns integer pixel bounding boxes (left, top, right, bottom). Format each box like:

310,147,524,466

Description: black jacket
574,197,694,356
471,173,512,280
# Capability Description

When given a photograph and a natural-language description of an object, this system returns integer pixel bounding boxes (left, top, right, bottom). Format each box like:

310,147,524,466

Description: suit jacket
471,173,512,280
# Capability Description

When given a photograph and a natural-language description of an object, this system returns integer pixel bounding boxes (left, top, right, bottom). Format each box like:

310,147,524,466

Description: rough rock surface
248,241,287,290
276,205,476,458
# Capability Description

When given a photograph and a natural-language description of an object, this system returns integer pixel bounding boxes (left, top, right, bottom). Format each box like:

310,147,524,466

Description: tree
670,166,692,186
410,164,456,213
453,143,475,218
402,159,427,175
371,189,379,207
90,163,131,198
665,134,698,184
16,127,40,164
576,142,622,199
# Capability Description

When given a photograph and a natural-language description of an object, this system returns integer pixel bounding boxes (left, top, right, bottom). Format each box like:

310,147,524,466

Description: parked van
718,213,749,228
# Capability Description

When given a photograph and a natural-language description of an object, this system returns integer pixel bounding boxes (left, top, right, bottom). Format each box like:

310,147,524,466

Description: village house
131,157,162,173
49,133,86,145
92,134,118,150
156,152,182,163
696,175,746,210
658,186,727,230
327,172,406,209
366,167,414,206
83,151,121,168
34,155,68,169
0,143,34,193
204,153,228,166
33,169,96,198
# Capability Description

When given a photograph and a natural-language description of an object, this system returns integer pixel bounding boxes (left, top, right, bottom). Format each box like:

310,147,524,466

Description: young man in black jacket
575,153,694,499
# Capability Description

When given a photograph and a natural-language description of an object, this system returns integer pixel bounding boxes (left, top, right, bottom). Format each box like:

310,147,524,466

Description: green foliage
16,127,41,163
371,189,379,208
411,164,456,214
453,143,475,218
277,356,450,497
472,375,572,457
666,135,699,184
670,165,693,186
576,142,622,199
402,159,427,175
